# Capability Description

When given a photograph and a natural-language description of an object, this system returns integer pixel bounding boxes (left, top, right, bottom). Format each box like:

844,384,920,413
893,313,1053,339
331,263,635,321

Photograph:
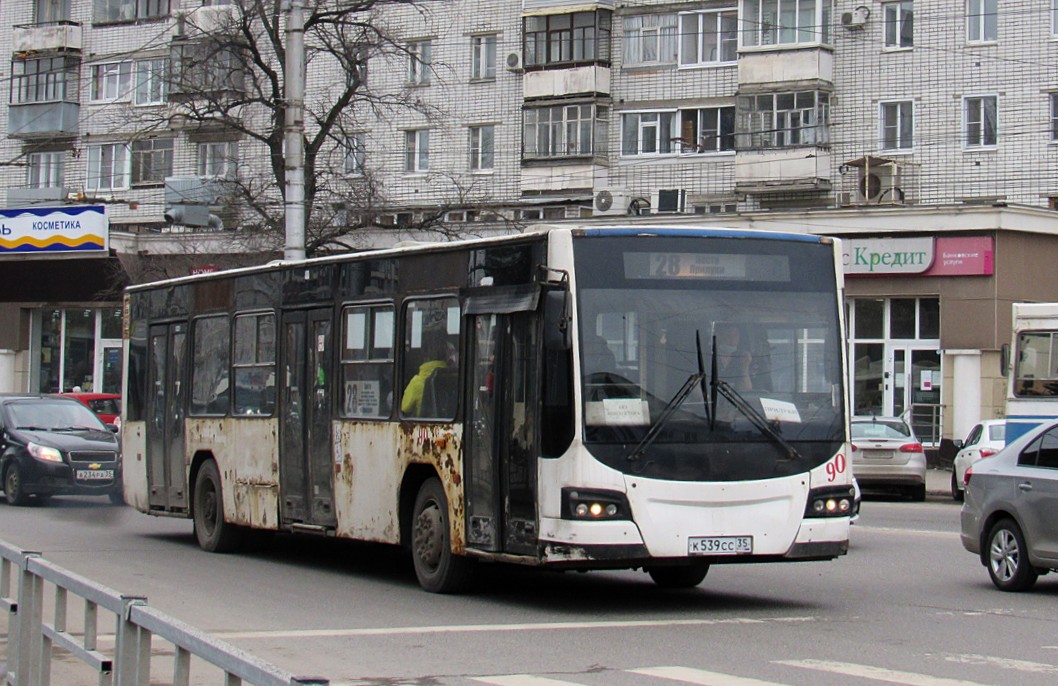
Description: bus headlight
562,488,631,521
805,485,855,518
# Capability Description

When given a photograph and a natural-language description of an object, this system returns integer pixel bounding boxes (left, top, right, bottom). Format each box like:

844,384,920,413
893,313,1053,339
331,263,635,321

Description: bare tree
141,0,501,257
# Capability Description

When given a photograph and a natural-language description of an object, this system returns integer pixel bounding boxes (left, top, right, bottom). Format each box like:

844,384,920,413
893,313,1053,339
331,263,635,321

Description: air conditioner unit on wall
505,50,523,72
841,6,870,29
858,166,904,205
593,188,631,216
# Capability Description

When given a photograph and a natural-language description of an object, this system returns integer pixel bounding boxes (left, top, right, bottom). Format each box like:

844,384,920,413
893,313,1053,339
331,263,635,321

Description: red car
56,393,121,426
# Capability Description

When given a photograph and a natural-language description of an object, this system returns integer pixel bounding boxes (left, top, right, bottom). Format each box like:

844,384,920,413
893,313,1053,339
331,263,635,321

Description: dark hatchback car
0,395,122,505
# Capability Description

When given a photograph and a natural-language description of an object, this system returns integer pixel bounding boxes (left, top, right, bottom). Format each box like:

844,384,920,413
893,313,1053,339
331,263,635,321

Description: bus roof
125,225,829,292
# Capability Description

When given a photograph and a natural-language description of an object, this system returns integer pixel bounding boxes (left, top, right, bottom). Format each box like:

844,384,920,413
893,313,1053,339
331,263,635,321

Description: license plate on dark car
76,469,114,481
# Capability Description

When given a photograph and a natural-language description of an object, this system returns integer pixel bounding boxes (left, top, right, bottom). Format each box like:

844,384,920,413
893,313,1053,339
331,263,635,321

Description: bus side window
341,304,395,418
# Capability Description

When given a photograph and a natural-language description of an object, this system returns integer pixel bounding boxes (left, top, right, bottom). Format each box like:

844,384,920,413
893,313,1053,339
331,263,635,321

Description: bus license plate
76,469,114,481
688,536,753,555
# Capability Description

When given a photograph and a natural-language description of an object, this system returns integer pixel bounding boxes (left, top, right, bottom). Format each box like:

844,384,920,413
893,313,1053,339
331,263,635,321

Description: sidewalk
926,467,952,496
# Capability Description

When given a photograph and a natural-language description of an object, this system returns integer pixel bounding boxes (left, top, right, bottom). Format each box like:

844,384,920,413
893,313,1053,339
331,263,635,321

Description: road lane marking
213,616,814,640
776,659,990,685
473,677,587,686
632,665,793,685
852,525,959,539
946,653,1058,675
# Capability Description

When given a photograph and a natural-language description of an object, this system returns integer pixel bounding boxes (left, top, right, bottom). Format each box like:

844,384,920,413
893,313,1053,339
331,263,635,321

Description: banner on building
0,205,108,255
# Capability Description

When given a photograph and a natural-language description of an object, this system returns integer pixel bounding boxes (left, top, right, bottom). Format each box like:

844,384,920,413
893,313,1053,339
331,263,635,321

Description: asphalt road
2,475,1057,686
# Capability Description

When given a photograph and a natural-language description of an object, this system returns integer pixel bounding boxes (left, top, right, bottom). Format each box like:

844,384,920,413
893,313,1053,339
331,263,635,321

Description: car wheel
647,564,710,589
411,478,474,593
987,518,1038,592
951,472,964,502
4,463,31,506
192,460,244,553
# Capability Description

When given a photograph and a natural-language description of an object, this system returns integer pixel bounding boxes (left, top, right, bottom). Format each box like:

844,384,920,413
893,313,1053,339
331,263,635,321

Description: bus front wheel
193,460,243,553
647,564,710,589
411,478,474,593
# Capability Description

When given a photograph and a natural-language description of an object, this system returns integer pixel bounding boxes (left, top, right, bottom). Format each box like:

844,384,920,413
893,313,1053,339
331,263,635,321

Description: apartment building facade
1,0,1058,448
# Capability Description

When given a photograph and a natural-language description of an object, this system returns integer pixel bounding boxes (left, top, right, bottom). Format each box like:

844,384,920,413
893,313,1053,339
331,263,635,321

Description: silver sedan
960,420,1058,591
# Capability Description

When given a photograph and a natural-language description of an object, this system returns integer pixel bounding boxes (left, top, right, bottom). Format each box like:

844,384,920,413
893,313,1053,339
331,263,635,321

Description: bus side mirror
543,290,571,351
1000,343,1010,377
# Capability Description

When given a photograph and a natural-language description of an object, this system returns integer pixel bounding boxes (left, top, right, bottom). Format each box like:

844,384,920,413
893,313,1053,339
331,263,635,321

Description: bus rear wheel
411,478,474,593
647,564,710,589
193,460,243,553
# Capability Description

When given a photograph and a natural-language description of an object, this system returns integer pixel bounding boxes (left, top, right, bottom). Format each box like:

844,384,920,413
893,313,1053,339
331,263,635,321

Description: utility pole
283,0,306,261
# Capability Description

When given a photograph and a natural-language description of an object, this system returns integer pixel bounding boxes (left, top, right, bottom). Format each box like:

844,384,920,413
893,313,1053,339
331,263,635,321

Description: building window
623,14,678,66
471,35,496,79
469,125,494,171
404,130,429,172
524,10,612,68
621,111,677,156
345,133,366,176
131,138,173,185
90,62,132,102
27,151,65,188
1054,0,1058,37
341,304,394,418
523,104,607,159
94,0,170,22
134,59,169,105
681,107,736,153
741,0,831,48
172,42,244,95
233,312,276,417
86,143,131,191
880,101,913,151
883,1,914,48
198,141,236,177
966,0,997,43
964,95,997,148
679,9,738,66
36,0,70,23
11,57,79,104
408,40,431,85
736,91,830,149
1051,94,1058,142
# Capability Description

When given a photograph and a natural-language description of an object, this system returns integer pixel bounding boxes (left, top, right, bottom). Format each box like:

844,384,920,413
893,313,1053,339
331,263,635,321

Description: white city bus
1005,302,1058,444
121,226,854,593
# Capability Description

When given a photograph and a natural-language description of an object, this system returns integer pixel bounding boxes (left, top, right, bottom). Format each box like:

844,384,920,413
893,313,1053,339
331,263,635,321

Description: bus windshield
574,234,845,482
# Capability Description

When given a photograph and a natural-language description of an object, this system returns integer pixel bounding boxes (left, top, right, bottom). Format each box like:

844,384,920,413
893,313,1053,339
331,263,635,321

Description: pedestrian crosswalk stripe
632,665,793,685
946,653,1058,675
775,659,991,685
472,676,588,686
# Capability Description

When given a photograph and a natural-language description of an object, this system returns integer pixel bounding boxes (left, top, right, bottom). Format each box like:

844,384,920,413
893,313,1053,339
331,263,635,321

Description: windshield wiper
708,333,802,462
53,425,97,432
16,425,49,431
626,371,704,462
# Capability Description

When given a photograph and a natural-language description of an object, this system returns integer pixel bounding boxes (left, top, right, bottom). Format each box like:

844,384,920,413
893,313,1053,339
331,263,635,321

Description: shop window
854,299,885,338
191,315,230,416
919,297,940,338
890,298,916,338
64,309,95,391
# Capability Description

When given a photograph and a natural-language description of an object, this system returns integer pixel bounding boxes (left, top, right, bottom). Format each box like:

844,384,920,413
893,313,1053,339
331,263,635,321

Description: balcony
8,102,79,140
524,65,610,99
6,187,71,208
12,21,82,53
734,148,832,194
738,47,832,87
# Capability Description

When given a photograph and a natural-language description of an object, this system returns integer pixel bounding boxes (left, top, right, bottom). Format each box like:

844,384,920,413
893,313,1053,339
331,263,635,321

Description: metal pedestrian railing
0,539,327,686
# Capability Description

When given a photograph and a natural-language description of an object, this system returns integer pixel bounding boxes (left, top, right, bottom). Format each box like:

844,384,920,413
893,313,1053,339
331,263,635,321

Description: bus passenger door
279,309,337,528
146,323,188,511
465,313,538,556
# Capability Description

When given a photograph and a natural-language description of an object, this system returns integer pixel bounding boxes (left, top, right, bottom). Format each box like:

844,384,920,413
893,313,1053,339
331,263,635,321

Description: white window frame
86,142,131,191
679,8,738,67
879,100,914,152
621,110,678,157
883,1,913,49
737,90,830,149
963,94,998,149
1051,93,1058,142
27,151,64,188
623,14,678,66
741,0,831,48
469,125,495,171
408,40,431,85
134,58,169,105
345,133,366,176
131,138,173,185
1053,0,1058,37
471,34,496,80
404,129,429,172
523,104,606,159
197,141,236,177
90,62,133,102
966,0,997,43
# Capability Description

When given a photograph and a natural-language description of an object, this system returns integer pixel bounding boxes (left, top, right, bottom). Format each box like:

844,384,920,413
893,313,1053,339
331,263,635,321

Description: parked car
850,416,928,501
0,394,122,506
56,392,121,426
960,420,1058,591
951,419,1006,501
